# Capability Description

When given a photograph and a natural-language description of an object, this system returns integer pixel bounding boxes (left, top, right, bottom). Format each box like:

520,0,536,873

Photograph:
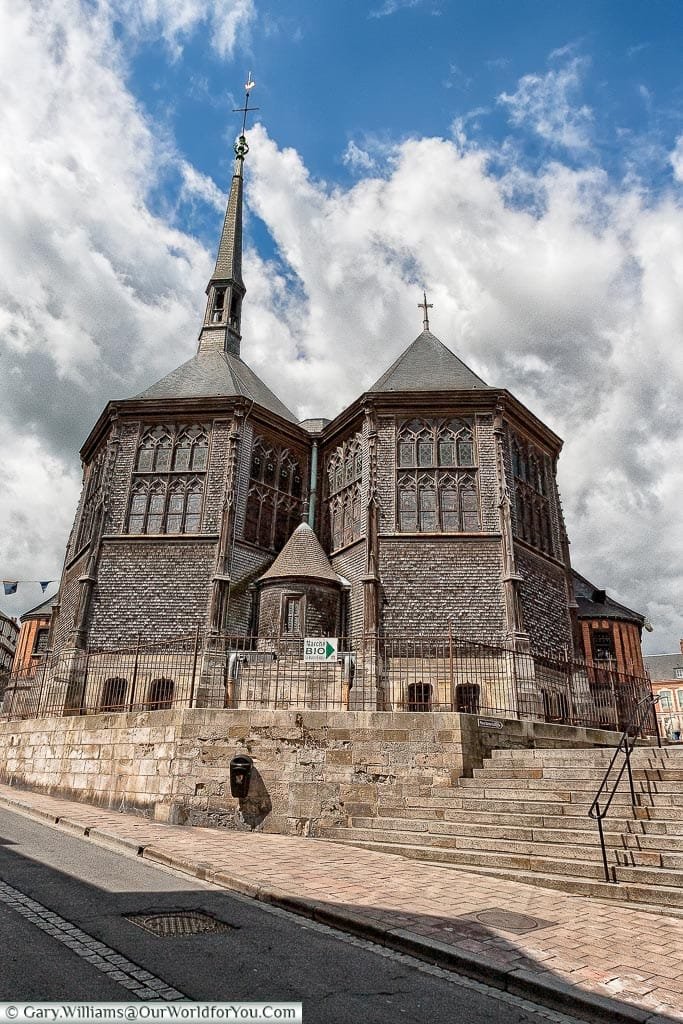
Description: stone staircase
317,745,683,908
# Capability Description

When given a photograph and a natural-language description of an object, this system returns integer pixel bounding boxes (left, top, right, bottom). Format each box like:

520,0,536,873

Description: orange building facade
572,571,646,677
12,593,56,676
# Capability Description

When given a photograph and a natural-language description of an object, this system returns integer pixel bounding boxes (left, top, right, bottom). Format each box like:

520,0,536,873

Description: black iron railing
2,631,656,733
588,692,661,882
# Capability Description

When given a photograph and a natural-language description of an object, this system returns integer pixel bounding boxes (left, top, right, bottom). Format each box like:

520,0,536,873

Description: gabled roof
368,329,490,394
260,523,341,584
20,591,58,621
572,570,644,626
135,349,297,423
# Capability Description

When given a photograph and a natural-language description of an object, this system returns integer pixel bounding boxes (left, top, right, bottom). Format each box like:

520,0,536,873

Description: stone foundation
0,710,626,835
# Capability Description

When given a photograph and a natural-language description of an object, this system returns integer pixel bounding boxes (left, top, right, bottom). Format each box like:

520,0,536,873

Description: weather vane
232,72,259,158
418,291,433,331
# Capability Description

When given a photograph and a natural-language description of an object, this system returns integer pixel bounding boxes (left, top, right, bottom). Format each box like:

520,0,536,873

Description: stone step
615,864,683,888
352,817,537,841
458,776,683,794
488,747,678,765
431,863,683,910
472,766,683,782
348,826,683,865
622,833,683,853
321,837,611,880
440,808,633,831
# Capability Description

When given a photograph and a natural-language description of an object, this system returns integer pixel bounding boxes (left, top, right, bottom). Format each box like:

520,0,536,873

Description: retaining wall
0,710,625,835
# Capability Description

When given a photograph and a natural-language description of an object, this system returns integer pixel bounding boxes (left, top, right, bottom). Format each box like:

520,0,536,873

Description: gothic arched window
127,423,209,535
396,418,479,533
75,447,106,551
510,430,555,556
243,436,304,552
324,432,364,551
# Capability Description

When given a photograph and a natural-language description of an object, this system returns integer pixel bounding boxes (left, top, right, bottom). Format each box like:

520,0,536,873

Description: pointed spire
198,74,258,359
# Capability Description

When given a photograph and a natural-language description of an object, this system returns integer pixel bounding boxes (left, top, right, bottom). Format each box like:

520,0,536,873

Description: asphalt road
0,808,581,1024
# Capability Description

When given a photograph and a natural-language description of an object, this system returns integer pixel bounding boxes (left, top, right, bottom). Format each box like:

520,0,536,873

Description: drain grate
125,910,237,938
460,908,556,935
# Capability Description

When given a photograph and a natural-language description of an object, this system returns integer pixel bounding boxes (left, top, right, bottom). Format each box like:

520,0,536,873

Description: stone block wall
0,709,465,835
0,710,627,837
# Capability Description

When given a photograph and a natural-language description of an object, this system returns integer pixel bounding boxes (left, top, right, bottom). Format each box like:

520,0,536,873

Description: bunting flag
2,579,55,596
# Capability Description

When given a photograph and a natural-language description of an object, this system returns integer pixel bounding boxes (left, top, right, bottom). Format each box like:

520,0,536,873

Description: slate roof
260,523,341,584
572,570,644,626
644,653,683,682
21,592,58,621
135,349,297,423
211,168,244,286
368,329,490,394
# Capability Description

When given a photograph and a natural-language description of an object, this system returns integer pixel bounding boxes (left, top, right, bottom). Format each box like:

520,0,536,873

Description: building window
677,689,683,710
455,683,480,714
243,437,304,551
127,425,208,535
407,682,432,712
33,628,49,655
659,689,673,710
282,595,303,636
396,419,479,534
511,432,555,556
675,668,683,680
211,286,227,323
75,448,106,551
592,629,615,662
325,434,363,552
99,677,127,711
147,677,174,711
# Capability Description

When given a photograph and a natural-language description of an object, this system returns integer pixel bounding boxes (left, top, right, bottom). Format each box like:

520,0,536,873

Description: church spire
198,74,257,358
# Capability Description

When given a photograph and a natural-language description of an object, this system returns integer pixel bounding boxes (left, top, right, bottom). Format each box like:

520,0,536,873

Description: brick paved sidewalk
0,784,681,1024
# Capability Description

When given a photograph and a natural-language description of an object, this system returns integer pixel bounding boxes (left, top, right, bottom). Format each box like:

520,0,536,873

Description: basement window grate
125,910,237,938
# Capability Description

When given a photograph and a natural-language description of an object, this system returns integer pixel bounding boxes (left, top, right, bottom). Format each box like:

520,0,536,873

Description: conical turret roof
260,523,341,584
369,329,490,393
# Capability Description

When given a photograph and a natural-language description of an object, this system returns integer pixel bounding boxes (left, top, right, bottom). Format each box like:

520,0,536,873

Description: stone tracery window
243,436,304,551
510,432,555,556
127,424,208,534
75,447,107,551
396,419,479,533
325,434,363,551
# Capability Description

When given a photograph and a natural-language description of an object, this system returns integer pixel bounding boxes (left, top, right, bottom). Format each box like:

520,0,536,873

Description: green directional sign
304,637,339,663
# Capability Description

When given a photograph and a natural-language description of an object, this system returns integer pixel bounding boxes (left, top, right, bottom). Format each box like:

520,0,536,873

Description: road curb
0,791,676,1024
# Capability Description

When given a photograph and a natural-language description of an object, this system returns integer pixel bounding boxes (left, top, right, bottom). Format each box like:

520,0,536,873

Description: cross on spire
418,291,433,332
233,71,259,160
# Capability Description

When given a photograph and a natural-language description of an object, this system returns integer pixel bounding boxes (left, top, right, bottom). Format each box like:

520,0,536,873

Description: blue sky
0,0,681,654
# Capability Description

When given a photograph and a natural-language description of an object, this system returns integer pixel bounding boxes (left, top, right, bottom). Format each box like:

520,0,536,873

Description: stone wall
0,709,463,834
516,546,573,652
379,536,506,639
0,710,626,836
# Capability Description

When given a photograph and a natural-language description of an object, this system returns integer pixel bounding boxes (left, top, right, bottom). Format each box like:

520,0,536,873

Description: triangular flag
3,581,18,595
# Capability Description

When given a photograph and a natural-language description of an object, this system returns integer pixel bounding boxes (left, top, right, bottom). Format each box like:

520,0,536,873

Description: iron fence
1,632,656,734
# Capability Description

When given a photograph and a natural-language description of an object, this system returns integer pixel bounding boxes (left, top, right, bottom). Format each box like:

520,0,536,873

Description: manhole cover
465,909,556,934
125,910,236,938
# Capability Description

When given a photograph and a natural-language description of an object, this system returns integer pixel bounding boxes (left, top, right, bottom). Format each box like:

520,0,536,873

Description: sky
0,0,681,655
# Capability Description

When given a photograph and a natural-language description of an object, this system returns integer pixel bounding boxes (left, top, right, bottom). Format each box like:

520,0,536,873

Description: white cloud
342,141,377,173
180,161,227,211
499,57,593,151
670,135,683,183
106,0,255,58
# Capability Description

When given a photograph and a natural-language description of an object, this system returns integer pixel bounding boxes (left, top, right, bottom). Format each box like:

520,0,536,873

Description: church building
48,111,585,671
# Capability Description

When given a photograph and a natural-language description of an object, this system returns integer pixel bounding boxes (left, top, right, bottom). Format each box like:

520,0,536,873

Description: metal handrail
588,692,661,882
